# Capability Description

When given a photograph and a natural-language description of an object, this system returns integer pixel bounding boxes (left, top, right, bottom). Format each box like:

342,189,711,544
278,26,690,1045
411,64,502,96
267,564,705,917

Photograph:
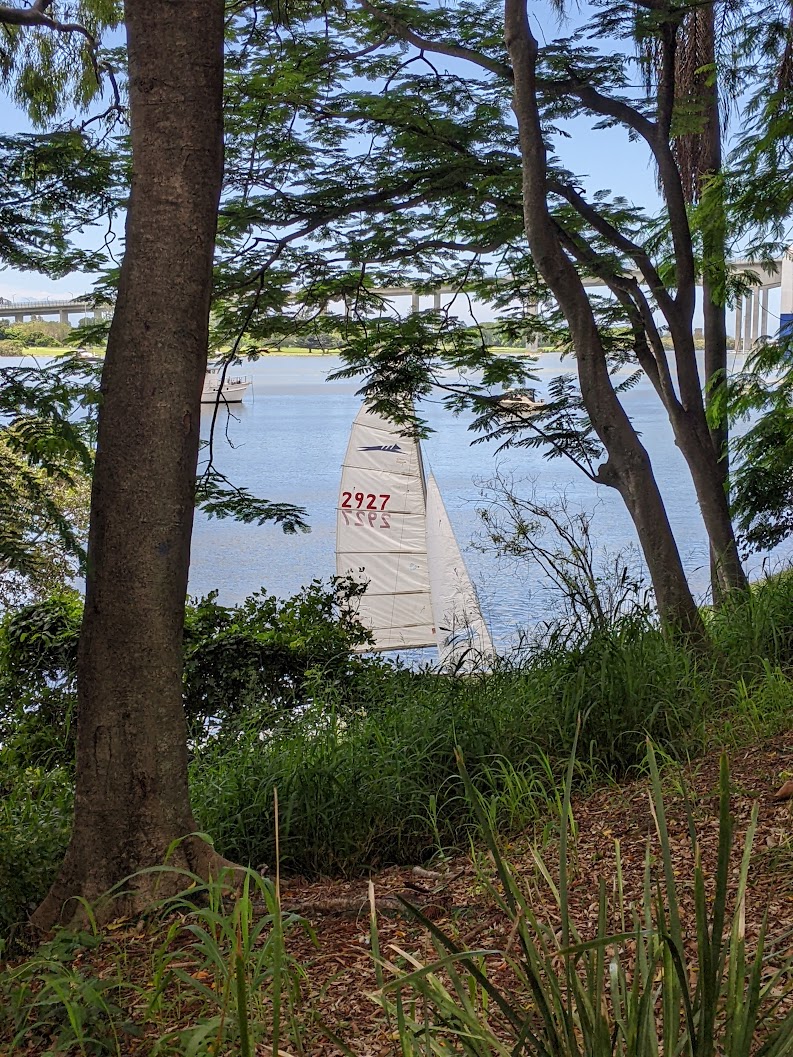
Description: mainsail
336,403,493,662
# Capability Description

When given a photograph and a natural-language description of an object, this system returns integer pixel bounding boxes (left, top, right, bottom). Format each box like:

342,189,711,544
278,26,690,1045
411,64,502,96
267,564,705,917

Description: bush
0,578,381,763
0,591,81,768
0,760,72,937
191,618,714,875
182,577,382,733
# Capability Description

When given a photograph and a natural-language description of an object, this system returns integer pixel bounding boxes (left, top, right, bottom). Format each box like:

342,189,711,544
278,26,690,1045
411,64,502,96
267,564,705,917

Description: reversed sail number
341,510,391,529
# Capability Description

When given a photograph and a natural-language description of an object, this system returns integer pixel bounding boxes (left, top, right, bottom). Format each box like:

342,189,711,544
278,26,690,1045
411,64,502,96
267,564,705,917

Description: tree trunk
504,0,706,640
699,7,732,602
668,404,746,593
33,0,229,931
664,0,741,601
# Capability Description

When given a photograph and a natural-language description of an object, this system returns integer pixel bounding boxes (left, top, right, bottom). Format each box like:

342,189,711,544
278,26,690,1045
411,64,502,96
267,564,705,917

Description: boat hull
200,379,251,403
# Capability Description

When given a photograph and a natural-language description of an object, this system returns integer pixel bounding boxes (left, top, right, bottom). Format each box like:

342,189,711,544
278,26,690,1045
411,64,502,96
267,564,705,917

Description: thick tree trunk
504,0,706,640
33,0,229,931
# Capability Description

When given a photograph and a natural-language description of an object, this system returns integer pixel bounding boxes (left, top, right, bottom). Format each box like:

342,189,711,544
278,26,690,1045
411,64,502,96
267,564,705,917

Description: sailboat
336,403,494,666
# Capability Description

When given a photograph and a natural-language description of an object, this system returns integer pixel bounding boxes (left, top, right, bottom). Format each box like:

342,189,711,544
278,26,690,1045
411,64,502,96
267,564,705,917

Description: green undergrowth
0,866,310,1056
2,572,793,938
1,750,791,1056
190,570,793,877
369,745,793,1057
190,587,793,877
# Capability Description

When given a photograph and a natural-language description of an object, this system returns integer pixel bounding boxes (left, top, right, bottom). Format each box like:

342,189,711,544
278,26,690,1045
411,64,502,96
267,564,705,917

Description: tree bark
661,1,744,600
503,0,706,640
698,4,733,602
33,0,230,931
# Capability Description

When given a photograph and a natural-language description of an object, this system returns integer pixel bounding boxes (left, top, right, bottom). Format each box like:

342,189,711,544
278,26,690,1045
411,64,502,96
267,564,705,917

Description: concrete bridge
379,251,793,353
0,298,109,324
3,249,791,350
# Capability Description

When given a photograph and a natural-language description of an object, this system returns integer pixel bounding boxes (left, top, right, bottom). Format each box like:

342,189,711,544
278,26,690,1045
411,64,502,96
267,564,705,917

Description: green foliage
3,762,792,1056
371,746,793,1057
195,471,309,535
0,578,379,767
727,3,793,248
0,319,72,348
190,570,793,877
726,337,793,552
0,590,81,768
0,761,73,939
188,615,711,876
0,3,123,126
0,130,122,275
0,357,96,605
0,865,307,1056
182,577,379,732
3,572,793,934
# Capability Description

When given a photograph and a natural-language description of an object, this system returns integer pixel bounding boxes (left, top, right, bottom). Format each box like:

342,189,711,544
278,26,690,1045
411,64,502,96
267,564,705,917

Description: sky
0,2,663,303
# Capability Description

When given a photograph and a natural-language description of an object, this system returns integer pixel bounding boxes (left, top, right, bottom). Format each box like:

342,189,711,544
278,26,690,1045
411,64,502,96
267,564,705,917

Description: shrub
0,591,81,768
0,760,72,937
182,576,382,733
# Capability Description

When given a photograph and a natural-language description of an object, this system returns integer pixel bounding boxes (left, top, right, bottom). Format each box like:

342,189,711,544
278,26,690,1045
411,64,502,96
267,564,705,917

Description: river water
189,352,788,649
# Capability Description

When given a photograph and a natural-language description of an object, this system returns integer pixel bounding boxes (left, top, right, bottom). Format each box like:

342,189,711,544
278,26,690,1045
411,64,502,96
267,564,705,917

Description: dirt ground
4,732,791,1055
278,732,793,1055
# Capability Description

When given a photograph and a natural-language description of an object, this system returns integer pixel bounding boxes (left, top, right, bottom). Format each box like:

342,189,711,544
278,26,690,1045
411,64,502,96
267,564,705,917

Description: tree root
31,832,243,934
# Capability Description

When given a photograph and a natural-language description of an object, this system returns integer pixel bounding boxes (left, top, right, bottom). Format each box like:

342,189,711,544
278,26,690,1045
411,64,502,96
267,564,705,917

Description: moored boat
201,366,252,404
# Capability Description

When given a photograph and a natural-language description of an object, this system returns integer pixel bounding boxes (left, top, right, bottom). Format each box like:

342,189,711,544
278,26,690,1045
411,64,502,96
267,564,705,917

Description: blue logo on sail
359,444,403,452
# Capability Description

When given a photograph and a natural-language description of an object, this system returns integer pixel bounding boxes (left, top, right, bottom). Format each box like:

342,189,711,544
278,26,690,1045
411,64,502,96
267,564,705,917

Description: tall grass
369,744,793,1057
192,572,793,877
0,865,308,1056
4,748,788,1056
2,572,793,934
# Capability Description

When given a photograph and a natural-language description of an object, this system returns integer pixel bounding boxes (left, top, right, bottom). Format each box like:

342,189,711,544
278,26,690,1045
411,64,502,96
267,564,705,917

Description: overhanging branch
359,0,514,82
0,0,95,43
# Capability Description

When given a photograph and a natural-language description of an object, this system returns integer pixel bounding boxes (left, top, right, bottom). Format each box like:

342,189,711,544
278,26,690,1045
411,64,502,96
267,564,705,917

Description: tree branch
549,178,676,318
0,0,95,43
358,0,514,82
545,76,696,318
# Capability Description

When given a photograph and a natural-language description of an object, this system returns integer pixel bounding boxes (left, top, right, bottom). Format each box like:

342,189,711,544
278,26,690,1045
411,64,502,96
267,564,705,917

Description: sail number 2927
341,491,390,510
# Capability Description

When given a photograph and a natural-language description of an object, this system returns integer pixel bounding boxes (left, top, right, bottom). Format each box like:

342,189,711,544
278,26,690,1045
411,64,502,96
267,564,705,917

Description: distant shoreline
0,345,545,359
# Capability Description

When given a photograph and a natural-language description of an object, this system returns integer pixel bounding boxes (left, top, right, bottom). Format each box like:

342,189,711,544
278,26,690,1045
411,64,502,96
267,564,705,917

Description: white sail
337,403,494,662
425,472,494,667
336,404,436,649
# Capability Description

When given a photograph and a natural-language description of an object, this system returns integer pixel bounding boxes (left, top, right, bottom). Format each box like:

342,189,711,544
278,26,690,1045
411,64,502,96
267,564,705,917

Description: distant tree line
0,318,73,351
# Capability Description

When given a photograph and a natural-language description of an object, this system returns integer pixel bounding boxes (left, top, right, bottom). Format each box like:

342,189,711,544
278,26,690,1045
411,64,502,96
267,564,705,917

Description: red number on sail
354,492,364,508
341,491,352,508
366,494,377,509
379,494,390,509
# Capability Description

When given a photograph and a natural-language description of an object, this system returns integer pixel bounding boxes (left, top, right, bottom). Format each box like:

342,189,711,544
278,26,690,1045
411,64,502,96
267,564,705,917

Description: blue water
189,353,788,649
